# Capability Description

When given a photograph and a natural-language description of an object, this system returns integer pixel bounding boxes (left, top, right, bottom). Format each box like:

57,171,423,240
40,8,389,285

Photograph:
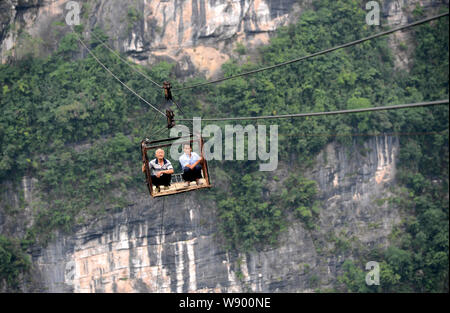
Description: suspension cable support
166,109,176,129
163,81,173,101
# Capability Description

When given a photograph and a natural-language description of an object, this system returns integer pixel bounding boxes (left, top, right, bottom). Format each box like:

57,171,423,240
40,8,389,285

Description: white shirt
179,152,200,169
149,158,173,176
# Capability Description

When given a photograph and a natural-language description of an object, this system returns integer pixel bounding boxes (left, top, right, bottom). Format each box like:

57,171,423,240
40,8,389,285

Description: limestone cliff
0,0,306,77
382,0,449,69
2,0,446,76
0,0,447,293
28,136,401,292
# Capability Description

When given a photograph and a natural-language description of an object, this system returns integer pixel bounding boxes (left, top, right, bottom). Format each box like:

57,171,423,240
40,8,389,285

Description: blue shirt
179,152,200,169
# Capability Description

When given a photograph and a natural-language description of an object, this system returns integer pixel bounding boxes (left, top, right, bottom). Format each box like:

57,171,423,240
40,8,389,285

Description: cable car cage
141,134,212,198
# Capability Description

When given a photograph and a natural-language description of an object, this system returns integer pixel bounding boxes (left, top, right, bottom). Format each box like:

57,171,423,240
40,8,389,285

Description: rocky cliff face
0,0,306,77
28,136,401,292
0,0,447,293
2,0,446,76
382,0,449,69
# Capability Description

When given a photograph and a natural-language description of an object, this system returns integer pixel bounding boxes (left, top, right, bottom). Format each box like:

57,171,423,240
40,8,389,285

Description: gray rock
27,136,404,292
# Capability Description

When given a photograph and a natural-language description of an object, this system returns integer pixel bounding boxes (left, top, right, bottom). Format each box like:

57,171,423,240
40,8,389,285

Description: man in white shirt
179,144,203,187
142,148,174,192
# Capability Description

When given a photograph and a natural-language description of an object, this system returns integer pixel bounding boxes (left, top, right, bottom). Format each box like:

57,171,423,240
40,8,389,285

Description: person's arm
158,160,174,176
191,158,202,168
191,153,202,168
156,170,172,177
142,161,151,173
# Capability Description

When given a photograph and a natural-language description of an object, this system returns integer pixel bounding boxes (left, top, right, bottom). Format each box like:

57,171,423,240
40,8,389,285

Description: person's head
183,144,192,155
155,148,165,160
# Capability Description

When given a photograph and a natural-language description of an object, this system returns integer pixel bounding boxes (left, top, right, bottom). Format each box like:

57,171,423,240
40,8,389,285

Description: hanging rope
151,124,170,138
170,99,194,132
72,29,166,118
89,30,163,89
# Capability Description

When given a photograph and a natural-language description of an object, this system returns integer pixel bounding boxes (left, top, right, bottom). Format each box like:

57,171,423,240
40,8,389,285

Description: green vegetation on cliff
0,0,448,291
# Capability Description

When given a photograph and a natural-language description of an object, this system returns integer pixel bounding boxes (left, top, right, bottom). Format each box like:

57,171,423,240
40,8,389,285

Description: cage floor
152,178,209,197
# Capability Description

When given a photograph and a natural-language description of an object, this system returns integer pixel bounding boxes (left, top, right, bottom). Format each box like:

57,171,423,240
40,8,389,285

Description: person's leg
192,164,203,185
151,175,163,192
193,164,203,180
182,167,194,182
161,173,172,186
151,175,161,186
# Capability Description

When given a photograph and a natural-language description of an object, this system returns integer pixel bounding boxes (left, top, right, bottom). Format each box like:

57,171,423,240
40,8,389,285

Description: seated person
179,144,203,187
142,148,174,192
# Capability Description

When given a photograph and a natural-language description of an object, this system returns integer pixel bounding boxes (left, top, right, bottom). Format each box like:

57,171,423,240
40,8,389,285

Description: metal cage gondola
141,134,211,198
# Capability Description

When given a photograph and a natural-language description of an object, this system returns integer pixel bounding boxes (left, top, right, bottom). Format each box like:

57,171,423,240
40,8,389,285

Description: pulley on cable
163,81,176,129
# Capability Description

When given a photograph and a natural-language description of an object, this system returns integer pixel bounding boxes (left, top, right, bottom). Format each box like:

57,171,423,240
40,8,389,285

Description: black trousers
182,164,203,182
151,173,172,187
